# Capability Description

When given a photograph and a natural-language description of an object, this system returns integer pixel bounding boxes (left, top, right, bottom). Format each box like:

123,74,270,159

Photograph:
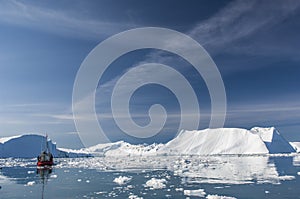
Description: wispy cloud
0,0,133,40
190,0,300,53
0,102,72,124
226,98,300,127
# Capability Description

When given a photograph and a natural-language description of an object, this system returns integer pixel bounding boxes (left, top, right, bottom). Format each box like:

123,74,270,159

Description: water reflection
0,155,299,186
37,167,52,199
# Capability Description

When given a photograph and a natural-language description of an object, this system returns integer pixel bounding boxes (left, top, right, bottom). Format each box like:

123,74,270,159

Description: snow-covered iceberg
161,128,269,155
290,142,300,153
85,127,296,156
251,127,295,153
160,127,296,155
0,127,297,158
0,134,90,158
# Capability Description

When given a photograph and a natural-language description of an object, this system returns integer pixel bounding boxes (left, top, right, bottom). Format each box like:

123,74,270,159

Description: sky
0,0,300,148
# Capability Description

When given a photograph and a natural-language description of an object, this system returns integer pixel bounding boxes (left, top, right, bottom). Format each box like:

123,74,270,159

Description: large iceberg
160,127,296,155
0,134,89,158
83,127,297,156
0,127,297,158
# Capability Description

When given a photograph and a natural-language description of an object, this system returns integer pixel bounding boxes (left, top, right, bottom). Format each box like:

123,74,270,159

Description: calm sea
0,155,300,198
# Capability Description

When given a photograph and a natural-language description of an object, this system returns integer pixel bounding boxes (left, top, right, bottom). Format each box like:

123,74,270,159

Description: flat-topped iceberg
160,127,296,155
0,127,298,158
82,127,296,156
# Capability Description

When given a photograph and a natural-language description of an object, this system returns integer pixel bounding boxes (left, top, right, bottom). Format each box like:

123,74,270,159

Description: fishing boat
37,134,54,167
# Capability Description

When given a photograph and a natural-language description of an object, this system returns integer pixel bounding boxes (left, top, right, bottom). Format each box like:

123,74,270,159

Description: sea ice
25,181,35,186
184,189,206,197
50,174,58,178
293,155,300,166
145,178,167,189
113,176,132,185
206,194,237,199
128,194,143,199
278,175,295,181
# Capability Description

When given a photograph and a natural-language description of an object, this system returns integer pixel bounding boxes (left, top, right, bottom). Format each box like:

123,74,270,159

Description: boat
37,134,54,167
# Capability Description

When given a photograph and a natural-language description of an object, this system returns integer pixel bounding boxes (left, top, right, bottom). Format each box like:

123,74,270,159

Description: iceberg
251,127,295,153
160,127,296,155
0,127,297,158
0,134,90,158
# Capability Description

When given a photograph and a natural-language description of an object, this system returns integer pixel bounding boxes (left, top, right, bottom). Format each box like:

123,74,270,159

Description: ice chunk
25,181,35,186
113,176,132,185
145,178,167,189
128,194,143,199
206,194,236,199
184,189,206,197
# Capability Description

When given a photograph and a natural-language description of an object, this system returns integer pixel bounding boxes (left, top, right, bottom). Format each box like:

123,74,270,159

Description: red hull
37,161,53,166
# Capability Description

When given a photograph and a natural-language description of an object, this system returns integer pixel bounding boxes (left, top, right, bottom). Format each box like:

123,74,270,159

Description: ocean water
0,155,300,199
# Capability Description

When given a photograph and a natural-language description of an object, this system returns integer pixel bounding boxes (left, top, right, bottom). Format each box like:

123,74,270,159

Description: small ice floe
77,179,82,182
184,189,206,197
128,194,143,199
265,190,270,194
278,175,295,181
86,180,90,183
127,185,134,189
206,194,237,199
95,191,106,195
297,172,300,176
113,176,132,185
50,174,57,178
25,181,35,186
145,178,167,189
27,170,35,174
214,186,224,189
175,187,183,192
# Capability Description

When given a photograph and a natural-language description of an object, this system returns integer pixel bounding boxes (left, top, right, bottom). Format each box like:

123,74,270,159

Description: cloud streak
190,0,300,52
0,0,133,40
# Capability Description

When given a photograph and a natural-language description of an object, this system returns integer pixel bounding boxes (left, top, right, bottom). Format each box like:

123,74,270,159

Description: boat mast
45,134,49,153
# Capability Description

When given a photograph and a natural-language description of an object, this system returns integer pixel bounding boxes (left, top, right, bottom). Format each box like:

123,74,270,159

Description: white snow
145,178,167,189
0,135,22,144
113,176,132,185
184,189,206,197
206,194,236,199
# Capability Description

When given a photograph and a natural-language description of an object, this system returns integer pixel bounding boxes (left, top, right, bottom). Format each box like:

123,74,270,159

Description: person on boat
40,151,47,161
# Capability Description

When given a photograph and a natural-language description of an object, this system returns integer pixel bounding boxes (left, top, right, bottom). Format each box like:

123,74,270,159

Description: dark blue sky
0,0,300,148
